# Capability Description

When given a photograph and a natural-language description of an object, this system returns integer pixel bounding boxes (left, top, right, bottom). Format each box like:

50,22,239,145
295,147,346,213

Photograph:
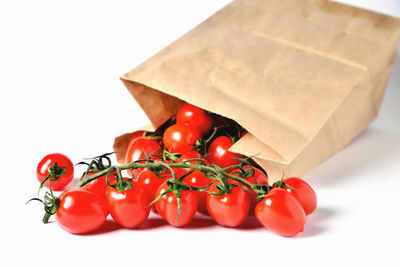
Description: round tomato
36,153,74,191
176,103,213,135
163,124,201,154
56,188,108,234
105,180,150,228
125,136,162,177
206,181,250,227
81,172,117,197
229,166,268,215
174,151,209,178
282,177,317,215
155,181,198,227
255,188,306,237
206,136,245,169
135,170,167,213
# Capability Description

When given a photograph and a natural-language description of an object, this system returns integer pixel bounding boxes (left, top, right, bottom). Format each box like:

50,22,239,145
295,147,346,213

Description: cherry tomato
105,180,150,228
163,124,201,154
182,170,212,215
229,166,268,215
125,136,162,177
81,172,117,197
36,153,74,191
206,136,245,169
134,170,167,213
255,188,306,237
56,188,108,234
155,180,198,227
206,181,250,227
174,151,209,178
282,177,317,215
176,103,213,135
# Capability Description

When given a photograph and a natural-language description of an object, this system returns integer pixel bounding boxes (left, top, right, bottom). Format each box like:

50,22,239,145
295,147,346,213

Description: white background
1,1,399,266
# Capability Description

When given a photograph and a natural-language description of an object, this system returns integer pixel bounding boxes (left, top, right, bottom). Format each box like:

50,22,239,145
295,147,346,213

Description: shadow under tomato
179,216,217,229
297,206,336,238
235,216,263,230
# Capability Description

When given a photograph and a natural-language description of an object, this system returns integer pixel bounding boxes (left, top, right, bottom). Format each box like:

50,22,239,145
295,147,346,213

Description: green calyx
38,162,67,192
27,189,59,224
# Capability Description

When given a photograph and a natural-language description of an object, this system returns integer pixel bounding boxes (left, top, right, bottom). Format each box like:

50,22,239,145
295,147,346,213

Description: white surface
1,1,399,266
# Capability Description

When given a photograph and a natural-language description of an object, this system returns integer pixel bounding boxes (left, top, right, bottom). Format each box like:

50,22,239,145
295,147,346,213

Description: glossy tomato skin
229,166,268,215
163,124,201,154
255,188,306,237
206,181,250,227
206,136,245,169
56,188,108,234
135,170,167,213
82,172,117,198
105,181,150,228
36,153,74,191
155,181,198,227
176,103,213,135
125,136,162,177
282,177,317,215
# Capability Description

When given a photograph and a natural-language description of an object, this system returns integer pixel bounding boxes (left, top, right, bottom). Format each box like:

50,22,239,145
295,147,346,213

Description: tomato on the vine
105,180,150,228
125,136,162,177
36,153,74,191
155,180,198,227
281,177,317,215
135,170,168,213
206,181,250,227
163,124,201,154
81,172,117,197
176,103,213,135
255,188,306,237
229,165,268,215
56,188,108,234
206,136,245,169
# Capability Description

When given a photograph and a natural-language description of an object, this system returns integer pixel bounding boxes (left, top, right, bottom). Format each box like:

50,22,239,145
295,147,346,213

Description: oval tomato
229,166,268,215
176,103,213,135
56,188,108,234
155,181,198,227
125,136,162,177
36,153,74,191
255,188,306,237
206,136,245,169
163,124,201,154
282,177,317,215
135,170,167,213
206,181,250,227
105,180,150,228
81,172,117,197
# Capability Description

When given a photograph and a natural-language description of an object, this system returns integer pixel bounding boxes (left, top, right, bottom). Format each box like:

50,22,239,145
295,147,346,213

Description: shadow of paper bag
114,0,400,183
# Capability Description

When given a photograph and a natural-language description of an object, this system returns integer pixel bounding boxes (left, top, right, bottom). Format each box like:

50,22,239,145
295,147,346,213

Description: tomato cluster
32,102,317,237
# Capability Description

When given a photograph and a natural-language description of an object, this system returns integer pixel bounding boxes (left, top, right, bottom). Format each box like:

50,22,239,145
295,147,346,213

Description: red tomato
182,170,211,215
105,180,150,228
255,188,306,237
206,181,250,227
81,172,117,197
206,136,245,169
56,188,108,234
163,124,201,154
134,170,167,213
36,153,74,191
174,151,209,178
176,103,213,135
282,177,317,215
125,136,162,177
129,130,145,143
155,181,198,227
229,166,268,215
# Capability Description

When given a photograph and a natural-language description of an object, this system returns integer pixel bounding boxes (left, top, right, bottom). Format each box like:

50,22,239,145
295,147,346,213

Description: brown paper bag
114,0,400,184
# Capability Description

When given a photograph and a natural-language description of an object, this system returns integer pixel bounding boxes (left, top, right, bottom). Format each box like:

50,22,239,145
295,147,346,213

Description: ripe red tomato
255,188,306,237
206,181,250,227
282,177,317,215
182,170,211,215
163,124,201,154
105,180,150,228
206,136,245,169
174,151,209,178
176,103,213,135
125,136,162,177
36,153,74,191
56,188,108,234
134,170,168,213
155,181,198,227
81,172,117,197
229,166,268,215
